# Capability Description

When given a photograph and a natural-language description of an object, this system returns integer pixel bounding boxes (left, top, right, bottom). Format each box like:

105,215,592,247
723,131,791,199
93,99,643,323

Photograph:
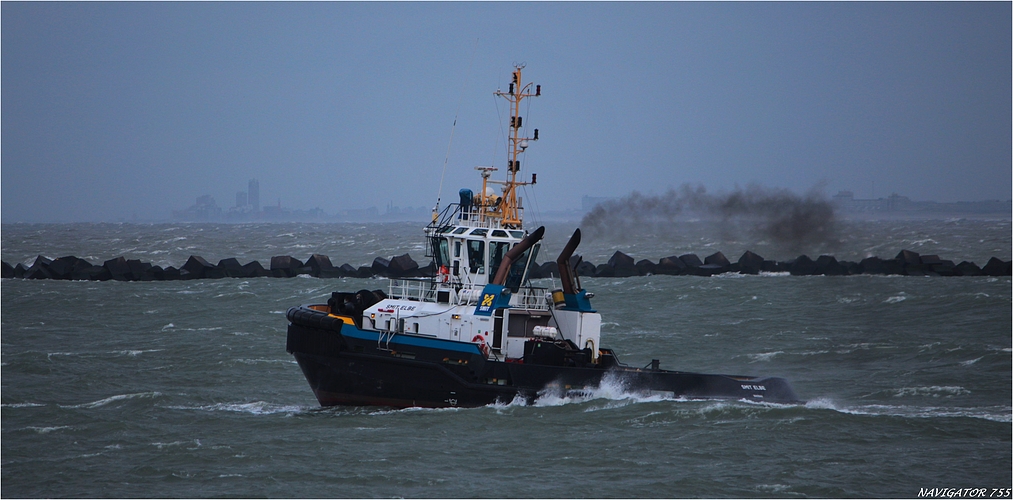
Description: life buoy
585,339,598,363
472,335,490,357
439,265,450,283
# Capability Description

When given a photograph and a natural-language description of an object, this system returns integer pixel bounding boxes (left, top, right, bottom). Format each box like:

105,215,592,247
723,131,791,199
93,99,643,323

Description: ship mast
481,64,540,229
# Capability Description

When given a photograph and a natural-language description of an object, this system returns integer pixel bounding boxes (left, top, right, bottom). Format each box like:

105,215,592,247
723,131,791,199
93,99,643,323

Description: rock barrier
1,249,1010,281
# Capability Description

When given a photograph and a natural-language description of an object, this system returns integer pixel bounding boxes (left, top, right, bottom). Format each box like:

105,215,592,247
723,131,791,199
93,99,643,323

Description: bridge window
505,243,539,292
431,238,450,267
468,240,485,274
489,241,511,278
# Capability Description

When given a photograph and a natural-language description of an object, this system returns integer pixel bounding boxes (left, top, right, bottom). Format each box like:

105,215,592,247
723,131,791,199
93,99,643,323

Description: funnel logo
474,284,507,316
477,293,496,314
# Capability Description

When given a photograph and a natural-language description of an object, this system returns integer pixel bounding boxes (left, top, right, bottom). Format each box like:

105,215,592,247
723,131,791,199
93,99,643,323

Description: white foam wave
24,425,72,434
713,272,746,279
151,440,187,449
756,484,792,494
114,349,163,357
63,391,162,409
503,372,681,408
804,398,1008,422
960,357,983,366
166,401,307,415
225,358,294,365
893,386,970,397
1,402,45,408
368,406,463,415
747,351,784,362
884,295,907,304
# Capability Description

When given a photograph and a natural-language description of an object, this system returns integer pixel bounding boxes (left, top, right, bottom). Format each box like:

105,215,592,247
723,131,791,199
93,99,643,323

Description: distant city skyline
3,2,1010,222
166,186,1011,224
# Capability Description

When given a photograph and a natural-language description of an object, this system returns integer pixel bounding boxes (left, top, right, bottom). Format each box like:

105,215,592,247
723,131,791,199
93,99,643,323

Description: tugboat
286,65,801,407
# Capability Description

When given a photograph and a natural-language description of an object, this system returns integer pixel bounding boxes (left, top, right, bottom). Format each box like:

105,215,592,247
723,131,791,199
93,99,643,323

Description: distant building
382,201,431,220
335,206,380,220
833,191,887,211
236,191,248,208
249,179,260,212
832,190,1011,214
172,195,222,221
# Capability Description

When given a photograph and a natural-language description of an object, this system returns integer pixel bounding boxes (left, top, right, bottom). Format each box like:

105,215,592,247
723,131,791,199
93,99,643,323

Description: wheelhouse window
431,238,450,267
505,243,539,292
467,240,485,274
489,241,511,279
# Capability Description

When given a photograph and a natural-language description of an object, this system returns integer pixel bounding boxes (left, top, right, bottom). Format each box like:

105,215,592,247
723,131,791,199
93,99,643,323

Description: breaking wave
804,397,1009,423
61,392,162,409
164,401,309,416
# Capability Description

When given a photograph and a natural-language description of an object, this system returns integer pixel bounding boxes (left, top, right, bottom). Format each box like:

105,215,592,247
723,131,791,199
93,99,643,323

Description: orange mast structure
477,64,540,229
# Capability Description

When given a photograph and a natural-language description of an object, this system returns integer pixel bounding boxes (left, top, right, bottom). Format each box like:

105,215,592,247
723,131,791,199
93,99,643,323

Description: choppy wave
892,386,971,397
1,402,46,408
222,358,298,366
164,401,308,416
21,425,72,434
746,351,785,362
495,372,683,409
61,392,162,409
113,349,163,357
805,398,1010,423
2,220,1009,498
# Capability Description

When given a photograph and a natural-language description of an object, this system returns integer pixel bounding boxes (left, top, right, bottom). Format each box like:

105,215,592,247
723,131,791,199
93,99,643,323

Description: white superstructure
355,65,601,362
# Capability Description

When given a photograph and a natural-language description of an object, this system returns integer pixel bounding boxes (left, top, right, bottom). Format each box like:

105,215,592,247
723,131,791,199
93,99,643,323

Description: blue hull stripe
340,326,482,355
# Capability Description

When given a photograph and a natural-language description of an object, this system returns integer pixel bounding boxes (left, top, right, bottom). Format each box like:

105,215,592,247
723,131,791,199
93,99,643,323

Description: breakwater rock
2,249,1009,282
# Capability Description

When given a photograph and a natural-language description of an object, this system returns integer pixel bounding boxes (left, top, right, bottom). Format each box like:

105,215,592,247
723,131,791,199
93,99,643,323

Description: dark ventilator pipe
492,226,545,285
555,228,581,295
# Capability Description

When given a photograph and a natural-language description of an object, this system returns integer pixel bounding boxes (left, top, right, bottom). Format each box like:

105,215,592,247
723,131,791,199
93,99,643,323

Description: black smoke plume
581,184,840,254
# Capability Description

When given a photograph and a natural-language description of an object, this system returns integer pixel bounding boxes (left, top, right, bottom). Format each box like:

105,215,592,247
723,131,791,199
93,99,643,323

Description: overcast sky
2,2,1010,222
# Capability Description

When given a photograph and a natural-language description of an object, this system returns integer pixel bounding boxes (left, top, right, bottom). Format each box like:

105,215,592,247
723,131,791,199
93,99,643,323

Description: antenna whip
434,38,479,220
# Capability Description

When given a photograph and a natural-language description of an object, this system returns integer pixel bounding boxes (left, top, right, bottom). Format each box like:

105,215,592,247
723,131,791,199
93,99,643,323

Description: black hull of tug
286,305,801,408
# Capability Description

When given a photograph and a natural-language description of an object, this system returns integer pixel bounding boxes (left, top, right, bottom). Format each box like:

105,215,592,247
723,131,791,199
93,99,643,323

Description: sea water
2,219,1010,498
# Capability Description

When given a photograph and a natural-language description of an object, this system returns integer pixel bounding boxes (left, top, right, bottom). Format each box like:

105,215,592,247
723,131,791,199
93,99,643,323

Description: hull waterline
287,306,802,408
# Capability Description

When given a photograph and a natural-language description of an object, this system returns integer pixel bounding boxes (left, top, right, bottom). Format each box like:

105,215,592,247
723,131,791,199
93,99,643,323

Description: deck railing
386,279,437,302
386,278,550,311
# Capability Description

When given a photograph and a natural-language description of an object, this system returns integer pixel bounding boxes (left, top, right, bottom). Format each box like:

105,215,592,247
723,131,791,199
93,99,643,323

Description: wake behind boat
286,65,801,407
